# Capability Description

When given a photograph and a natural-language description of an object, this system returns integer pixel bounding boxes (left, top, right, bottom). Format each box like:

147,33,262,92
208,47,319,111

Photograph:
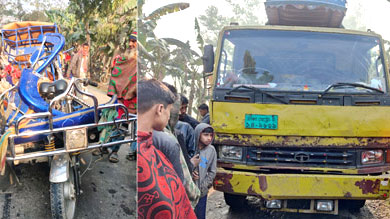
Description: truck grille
247,147,356,168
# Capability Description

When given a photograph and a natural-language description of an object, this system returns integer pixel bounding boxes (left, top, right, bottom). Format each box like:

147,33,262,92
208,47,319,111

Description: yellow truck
202,22,390,215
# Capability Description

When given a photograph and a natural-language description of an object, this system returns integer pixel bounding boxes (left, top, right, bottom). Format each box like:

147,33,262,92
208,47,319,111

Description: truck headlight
219,146,242,160
64,128,88,151
316,200,334,212
361,150,383,165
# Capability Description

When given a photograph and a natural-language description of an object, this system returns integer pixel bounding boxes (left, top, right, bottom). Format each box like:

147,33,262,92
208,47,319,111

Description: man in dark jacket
179,94,199,129
198,103,210,124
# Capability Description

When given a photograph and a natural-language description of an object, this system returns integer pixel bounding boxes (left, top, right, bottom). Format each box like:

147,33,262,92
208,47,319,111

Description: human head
163,82,180,129
129,31,137,50
138,79,176,131
198,103,209,117
179,94,189,118
81,42,89,56
199,127,214,147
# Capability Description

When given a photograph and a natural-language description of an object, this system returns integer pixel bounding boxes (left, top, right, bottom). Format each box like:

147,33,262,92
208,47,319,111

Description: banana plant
138,1,190,80
139,1,210,116
47,0,137,82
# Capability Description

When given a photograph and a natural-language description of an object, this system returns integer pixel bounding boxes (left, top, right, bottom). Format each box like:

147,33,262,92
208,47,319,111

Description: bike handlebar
80,79,98,87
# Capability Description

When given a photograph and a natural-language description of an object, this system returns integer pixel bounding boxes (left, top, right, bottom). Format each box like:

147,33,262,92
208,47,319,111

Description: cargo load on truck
265,0,347,27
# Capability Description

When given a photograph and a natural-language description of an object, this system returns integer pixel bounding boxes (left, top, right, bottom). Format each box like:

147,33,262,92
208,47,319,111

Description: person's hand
192,170,199,181
191,154,200,167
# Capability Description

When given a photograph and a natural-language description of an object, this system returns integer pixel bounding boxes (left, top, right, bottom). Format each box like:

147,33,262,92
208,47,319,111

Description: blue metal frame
1,24,62,78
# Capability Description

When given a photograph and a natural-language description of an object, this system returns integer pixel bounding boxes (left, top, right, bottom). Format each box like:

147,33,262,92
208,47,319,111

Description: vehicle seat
39,79,68,99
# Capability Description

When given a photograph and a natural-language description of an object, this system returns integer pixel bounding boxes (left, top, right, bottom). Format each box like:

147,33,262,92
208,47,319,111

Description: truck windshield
216,29,387,93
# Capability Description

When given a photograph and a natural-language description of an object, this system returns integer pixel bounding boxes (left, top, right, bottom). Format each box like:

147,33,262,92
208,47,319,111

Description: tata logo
294,152,310,162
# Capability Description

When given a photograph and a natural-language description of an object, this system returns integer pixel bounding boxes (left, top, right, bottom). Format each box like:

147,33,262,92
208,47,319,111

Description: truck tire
224,193,247,210
50,168,76,219
340,200,366,211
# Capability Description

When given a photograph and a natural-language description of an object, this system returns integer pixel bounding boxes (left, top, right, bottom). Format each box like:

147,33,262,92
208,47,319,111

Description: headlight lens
361,150,383,165
219,146,243,160
65,128,88,151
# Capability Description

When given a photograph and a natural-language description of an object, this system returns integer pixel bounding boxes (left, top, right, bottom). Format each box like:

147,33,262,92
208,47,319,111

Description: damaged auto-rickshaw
0,21,136,219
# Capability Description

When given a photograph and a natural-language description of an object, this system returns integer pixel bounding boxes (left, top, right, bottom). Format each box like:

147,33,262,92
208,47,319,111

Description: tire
339,200,366,211
50,167,76,219
224,193,247,210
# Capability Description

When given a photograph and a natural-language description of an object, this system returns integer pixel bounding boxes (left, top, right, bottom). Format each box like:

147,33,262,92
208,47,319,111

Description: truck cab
203,21,390,215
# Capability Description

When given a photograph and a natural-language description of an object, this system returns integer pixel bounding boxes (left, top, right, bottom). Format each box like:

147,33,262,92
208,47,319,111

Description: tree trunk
85,20,92,78
187,67,197,116
85,20,91,48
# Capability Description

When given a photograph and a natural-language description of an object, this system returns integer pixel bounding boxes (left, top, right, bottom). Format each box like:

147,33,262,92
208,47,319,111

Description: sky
143,0,390,51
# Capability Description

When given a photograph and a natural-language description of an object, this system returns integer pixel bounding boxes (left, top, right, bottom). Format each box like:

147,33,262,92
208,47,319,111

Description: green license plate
245,114,278,130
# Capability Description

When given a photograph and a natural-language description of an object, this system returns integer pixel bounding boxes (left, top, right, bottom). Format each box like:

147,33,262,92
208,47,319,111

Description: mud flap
49,154,70,183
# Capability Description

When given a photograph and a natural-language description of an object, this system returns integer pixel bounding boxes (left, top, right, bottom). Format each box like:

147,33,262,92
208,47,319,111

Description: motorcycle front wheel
50,165,76,219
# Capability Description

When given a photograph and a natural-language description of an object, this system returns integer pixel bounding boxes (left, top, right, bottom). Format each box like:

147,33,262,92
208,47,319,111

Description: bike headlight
219,146,243,160
64,128,88,151
361,150,383,165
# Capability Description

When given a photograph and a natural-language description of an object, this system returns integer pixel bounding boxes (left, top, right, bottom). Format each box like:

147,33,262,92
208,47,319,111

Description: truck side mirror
202,44,214,73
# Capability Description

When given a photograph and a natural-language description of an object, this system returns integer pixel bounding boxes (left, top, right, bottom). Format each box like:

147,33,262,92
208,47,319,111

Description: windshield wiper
321,82,384,96
226,85,288,104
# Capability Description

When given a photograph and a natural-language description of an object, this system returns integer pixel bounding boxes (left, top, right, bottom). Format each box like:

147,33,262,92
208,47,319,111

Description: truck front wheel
223,193,247,210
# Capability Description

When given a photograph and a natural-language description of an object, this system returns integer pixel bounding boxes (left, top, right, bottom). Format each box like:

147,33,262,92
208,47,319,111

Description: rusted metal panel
218,162,358,174
219,161,390,175
214,133,390,148
212,102,390,137
355,179,381,194
214,168,390,200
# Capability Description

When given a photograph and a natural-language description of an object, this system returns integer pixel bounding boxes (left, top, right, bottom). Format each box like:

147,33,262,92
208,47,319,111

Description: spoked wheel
50,166,76,219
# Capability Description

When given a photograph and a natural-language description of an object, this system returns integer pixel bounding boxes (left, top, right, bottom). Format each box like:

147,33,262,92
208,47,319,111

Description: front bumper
214,168,390,200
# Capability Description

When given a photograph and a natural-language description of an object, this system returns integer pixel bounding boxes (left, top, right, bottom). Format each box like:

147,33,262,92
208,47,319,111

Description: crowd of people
138,78,216,219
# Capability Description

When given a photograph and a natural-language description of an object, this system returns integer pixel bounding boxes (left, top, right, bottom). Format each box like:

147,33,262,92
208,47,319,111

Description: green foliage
342,1,366,31
145,3,190,20
47,0,137,81
0,0,67,24
198,6,230,46
198,0,265,46
0,0,26,22
138,2,191,80
139,1,208,115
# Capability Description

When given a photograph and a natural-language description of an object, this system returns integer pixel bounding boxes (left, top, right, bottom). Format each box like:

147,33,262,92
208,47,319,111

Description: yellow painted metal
208,25,390,204
207,26,390,124
215,168,390,200
212,102,390,137
214,133,390,148
222,162,360,174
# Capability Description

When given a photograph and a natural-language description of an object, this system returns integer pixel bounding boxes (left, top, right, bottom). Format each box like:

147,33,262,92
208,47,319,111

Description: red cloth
65,53,71,62
137,131,196,219
117,99,136,118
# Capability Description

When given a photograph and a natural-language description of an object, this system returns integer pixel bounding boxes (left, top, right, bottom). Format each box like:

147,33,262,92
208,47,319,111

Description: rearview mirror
202,44,214,73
